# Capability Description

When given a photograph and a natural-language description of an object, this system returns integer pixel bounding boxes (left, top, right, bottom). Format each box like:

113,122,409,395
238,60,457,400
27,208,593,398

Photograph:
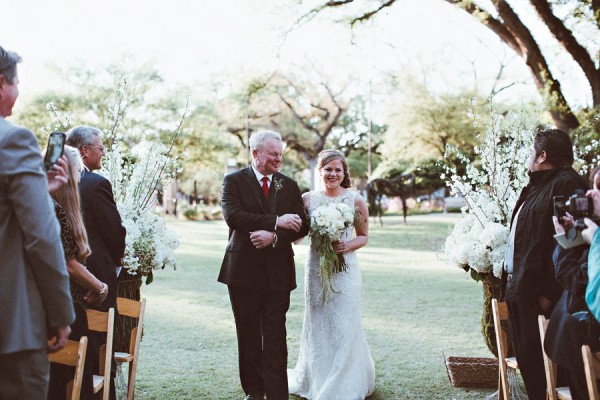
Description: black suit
79,169,126,400
79,169,126,310
219,167,308,399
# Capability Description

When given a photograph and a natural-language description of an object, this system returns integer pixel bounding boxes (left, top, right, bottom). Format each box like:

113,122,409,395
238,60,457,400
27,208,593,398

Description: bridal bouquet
310,202,355,298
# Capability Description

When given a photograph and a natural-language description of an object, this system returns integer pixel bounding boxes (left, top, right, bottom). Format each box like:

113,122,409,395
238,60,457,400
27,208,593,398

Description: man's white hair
249,130,282,152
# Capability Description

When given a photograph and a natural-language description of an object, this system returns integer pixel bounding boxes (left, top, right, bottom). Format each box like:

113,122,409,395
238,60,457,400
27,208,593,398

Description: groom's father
219,130,308,400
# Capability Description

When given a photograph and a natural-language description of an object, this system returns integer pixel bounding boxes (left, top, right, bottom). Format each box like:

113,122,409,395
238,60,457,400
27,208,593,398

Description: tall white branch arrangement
442,110,536,279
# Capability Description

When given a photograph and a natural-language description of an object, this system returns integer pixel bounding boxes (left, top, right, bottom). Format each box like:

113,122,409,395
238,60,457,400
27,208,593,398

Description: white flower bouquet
442,111,535,279
102,140,182,284
310,202,355,297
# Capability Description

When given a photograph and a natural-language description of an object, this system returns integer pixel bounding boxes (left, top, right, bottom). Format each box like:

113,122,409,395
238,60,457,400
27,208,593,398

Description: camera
554,190,598,244
554,190,594,220
43,132,66,171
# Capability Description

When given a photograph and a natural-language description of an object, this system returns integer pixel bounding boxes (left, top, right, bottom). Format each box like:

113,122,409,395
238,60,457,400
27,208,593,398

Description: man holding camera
502,129,587,399
0,45,75,399
544,183,600,399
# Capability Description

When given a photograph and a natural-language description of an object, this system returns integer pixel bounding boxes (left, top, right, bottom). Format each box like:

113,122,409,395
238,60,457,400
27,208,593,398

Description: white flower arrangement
101,140,182,283
310,201,355,300
442,111,536,279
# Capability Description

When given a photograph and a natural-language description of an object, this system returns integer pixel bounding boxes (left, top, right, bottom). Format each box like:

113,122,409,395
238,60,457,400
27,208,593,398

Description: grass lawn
132,213,497,399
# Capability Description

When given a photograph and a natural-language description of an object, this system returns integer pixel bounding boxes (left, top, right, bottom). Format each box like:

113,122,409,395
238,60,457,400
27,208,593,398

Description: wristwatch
98,283,108,296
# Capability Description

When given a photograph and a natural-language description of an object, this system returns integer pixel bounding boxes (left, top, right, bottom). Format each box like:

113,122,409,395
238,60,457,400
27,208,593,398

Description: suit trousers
0,349,49,400
228,277,291,400
507,298,549,400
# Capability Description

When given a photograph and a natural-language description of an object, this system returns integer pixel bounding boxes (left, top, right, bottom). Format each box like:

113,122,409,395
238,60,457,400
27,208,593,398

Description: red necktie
261,177,269,198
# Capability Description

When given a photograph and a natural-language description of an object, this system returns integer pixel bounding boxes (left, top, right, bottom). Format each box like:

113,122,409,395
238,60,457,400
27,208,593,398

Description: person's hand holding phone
47,155,68,194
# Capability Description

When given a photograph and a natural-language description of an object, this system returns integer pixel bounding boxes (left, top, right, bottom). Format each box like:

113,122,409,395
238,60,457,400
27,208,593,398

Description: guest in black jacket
545,169,600,400
502,129,587,399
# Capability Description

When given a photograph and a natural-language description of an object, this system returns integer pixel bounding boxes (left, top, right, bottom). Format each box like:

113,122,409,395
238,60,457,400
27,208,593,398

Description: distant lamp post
226,158,238,175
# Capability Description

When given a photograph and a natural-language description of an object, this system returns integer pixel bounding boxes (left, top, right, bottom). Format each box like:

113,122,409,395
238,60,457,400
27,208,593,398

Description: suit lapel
242,167,268,213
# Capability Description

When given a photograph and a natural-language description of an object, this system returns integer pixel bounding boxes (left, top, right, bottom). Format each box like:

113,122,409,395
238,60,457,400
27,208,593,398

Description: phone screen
44,132,66,171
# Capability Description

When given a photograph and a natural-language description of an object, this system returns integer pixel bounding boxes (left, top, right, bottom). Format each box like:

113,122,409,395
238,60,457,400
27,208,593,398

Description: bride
288,149,375,400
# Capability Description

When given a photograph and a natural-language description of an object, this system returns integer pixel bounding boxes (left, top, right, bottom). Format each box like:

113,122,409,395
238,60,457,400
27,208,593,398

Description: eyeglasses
85,144,106,152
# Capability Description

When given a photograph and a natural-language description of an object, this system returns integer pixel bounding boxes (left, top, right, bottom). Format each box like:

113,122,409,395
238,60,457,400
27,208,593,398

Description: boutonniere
274,178,283,193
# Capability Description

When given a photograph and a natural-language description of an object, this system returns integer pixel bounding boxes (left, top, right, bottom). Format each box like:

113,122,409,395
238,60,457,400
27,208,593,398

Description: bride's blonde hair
317,149,352,188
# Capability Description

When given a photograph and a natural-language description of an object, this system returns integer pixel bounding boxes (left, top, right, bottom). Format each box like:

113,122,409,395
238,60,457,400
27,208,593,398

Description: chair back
538,315,572,400
492,299,513,400
582,345,600,400
48,336,88,400
115,297,146,400
86,307,115,400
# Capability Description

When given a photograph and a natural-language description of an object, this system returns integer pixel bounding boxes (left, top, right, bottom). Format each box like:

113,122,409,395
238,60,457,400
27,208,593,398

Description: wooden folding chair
492,299,520,400
86,307,115,400
115,297,146,400
48,336,88,400
582,344,600,400
538,315,572,399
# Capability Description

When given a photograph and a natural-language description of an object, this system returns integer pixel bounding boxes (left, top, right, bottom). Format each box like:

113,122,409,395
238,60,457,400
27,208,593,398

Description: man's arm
6,128,74,331
221,173,277,232
91,177,126,265
274,180,309,244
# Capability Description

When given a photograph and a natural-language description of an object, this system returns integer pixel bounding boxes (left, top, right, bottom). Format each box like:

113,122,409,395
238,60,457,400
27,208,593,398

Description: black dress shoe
244,395,264,400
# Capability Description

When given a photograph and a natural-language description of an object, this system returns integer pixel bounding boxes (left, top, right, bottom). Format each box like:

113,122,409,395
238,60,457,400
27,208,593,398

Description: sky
0,0,590,109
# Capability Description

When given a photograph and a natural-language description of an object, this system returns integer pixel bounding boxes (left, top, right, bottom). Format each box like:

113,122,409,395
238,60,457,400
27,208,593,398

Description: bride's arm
293,192,311,245
333,194,368,253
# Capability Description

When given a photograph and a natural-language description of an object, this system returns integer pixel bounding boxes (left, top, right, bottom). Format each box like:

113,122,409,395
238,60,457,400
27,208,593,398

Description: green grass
133,214,497,399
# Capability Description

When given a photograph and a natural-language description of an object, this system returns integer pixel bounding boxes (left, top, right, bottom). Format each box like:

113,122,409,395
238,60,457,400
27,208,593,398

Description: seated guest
583,167,600,323
545,167,600,400
48,145,108,400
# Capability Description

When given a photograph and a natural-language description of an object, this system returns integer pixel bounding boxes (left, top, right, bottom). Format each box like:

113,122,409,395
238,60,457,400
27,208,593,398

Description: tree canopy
306,0,600,133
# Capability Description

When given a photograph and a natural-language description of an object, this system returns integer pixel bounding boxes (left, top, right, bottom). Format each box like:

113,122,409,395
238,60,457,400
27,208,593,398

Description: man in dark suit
0,44,75,399
219,130,309,400
66,125,126,399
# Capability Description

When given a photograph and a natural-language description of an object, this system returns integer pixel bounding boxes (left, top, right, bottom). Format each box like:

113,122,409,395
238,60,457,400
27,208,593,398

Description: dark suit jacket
79,169,126,310
0,118,74,354
218,167,309,291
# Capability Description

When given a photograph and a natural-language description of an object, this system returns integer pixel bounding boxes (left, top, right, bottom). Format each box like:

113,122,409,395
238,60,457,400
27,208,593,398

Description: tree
221,71,385,189
14,62,238,202
305,0,600,133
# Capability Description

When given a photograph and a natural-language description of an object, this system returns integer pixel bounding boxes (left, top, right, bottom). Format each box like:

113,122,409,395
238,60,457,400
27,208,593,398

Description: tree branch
529,0,599,95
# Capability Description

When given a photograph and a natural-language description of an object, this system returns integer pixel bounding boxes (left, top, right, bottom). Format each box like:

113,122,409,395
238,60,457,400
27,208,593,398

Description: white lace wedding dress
288,190,375,400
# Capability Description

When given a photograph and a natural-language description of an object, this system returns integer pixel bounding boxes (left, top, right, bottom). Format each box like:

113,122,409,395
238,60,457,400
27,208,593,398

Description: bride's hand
332,240,347,254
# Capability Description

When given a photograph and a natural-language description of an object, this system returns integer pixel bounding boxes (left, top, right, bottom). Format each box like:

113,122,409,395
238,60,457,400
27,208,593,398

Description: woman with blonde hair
48,144,108,400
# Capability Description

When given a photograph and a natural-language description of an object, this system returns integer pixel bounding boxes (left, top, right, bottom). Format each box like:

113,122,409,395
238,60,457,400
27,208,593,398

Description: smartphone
43,132,66,171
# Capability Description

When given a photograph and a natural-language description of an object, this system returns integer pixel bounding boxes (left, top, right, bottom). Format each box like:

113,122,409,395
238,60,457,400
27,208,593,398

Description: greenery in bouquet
309,202,355,301
442,109,536,280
